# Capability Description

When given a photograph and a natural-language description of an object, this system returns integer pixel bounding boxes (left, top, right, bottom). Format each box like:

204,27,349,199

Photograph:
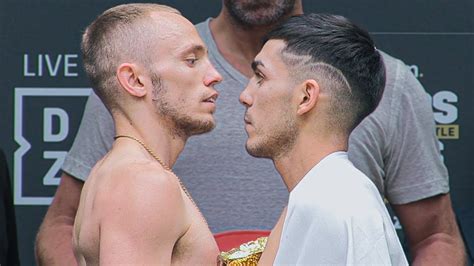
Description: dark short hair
265,13,385,134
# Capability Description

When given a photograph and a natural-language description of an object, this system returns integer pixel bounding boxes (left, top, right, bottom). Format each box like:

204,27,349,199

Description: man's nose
204,63,222,87
239,86,252,107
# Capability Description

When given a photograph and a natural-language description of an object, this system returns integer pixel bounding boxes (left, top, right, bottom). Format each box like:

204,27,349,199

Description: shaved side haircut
265,13,386,135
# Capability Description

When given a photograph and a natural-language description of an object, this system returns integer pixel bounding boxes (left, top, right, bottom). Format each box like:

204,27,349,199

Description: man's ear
296,79,320,116
116,63,147,98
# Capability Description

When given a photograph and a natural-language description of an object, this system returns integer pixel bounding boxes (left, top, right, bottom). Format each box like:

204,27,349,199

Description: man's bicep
260,207,287,265
62,92,114,181
392,194,458,247
99,219,174,265
44,172,83,223
98,197,182,264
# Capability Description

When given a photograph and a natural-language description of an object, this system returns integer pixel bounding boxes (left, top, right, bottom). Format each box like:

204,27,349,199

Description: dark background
1,0,472,264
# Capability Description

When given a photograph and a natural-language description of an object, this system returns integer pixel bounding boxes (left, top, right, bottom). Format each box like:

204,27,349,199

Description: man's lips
244,114,251,125
203,92,218,103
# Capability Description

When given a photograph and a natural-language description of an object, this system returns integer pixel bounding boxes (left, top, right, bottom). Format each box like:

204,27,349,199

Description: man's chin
192,124,215,135
184,119,216,136
245,142,272,159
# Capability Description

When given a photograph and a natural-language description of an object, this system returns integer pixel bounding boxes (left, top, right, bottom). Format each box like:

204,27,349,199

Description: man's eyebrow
178,44,206,56
251,60,265,72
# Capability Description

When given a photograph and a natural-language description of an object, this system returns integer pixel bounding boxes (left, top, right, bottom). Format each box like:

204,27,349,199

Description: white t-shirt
275,152,408,265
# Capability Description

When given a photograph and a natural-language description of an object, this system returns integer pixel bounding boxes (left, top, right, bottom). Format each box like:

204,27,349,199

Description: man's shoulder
94,161,188,239
119,160,180,191
378,50,403,76
95,159,184,209
194,18,210,37
92,159,190,263
295,162,382,215
379,50,424,94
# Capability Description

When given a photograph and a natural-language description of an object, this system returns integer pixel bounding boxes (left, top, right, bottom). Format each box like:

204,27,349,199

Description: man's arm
377,55,466,264
35,173,83,266
259,207,287,265
35,92,114,265
393,193,466,265
99,168,188,264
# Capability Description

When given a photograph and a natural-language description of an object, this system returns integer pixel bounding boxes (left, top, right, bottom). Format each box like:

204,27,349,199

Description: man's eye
255,73,264,85
186,58,198,66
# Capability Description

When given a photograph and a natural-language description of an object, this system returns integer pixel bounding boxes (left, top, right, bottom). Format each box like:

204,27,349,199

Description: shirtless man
240,14,407,264
72,4,222,264
37,1,465,265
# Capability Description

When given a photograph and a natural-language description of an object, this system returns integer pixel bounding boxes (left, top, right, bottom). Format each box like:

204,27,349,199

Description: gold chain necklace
114,135,208,227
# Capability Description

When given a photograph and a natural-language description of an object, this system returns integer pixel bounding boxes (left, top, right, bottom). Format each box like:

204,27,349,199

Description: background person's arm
393,193,466,265
384,60,466,264
35,92,114,265
35,173,83,266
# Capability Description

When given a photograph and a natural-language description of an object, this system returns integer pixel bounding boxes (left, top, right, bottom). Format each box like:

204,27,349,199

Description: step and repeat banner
1,0,472,264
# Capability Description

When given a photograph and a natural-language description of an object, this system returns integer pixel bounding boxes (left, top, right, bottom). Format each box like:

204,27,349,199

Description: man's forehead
254,39,287,68
175,43,207,55
149,11,195,38
147,12,205,55
154,37,207,61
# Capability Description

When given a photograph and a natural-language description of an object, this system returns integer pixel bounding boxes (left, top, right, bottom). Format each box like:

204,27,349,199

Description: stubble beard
246,110,298,160
152,76,215,140
224,0,296,29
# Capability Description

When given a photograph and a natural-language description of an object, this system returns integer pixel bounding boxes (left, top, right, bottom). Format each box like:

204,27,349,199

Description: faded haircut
81,3,180,112
265,13,386,135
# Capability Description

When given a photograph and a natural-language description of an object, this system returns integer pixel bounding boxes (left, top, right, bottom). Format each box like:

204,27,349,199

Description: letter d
44,107,69,142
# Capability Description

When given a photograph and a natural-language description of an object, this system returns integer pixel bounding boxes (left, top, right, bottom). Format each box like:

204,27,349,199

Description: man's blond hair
81,3,180,111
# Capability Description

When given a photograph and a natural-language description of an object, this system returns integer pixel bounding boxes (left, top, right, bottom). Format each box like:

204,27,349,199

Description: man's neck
112,109,186,168
209,4,303,78
274,134,347,192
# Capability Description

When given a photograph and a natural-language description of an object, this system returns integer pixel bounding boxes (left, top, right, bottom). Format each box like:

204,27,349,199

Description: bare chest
171,198,220,264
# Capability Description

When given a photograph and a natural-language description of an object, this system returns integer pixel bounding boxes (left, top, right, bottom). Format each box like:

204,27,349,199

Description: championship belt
217,237,268,266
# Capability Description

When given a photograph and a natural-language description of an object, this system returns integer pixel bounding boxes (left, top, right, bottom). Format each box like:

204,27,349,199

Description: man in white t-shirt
240,14,407,264
36,1,465,265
